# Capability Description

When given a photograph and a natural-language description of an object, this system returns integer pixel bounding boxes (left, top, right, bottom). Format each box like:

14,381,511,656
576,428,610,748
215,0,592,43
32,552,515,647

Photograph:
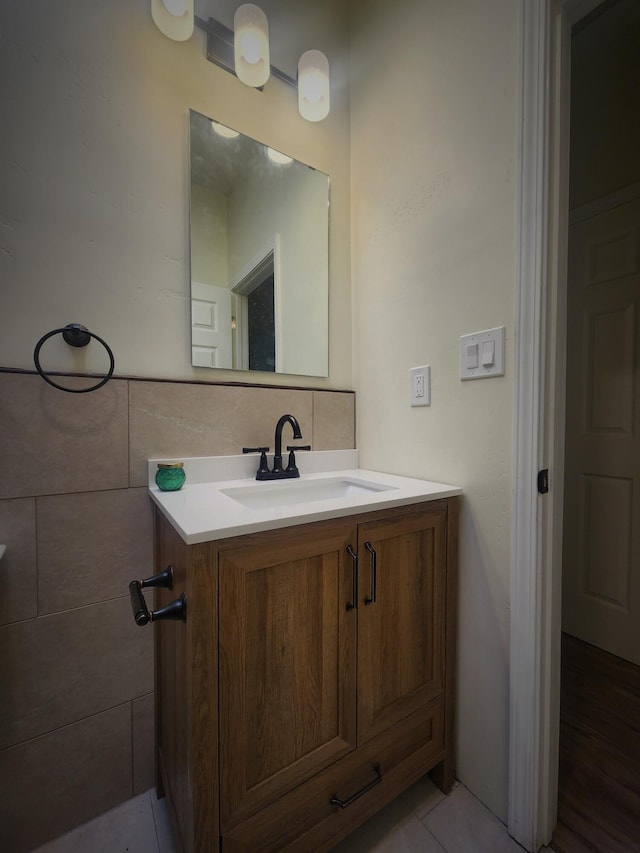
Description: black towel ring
33,324,115,394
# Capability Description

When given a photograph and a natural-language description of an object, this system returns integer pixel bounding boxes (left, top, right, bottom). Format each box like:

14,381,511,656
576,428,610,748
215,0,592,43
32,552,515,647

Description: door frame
509,1,603,849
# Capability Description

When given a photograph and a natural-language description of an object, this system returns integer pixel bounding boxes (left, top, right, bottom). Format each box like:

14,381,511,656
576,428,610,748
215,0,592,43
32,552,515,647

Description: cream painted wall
190,183,228,286
350,0,518,821
0,0,350,387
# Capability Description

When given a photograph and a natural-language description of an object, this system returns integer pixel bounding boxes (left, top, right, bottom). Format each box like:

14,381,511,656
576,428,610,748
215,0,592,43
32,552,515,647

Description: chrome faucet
242,413,310,480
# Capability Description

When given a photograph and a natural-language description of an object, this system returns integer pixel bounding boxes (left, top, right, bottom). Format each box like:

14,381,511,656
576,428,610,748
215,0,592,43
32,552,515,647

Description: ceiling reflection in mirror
189,110,329,377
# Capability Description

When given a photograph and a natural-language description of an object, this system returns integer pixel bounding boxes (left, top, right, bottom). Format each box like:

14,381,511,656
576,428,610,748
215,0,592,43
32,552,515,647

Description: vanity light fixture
151,0,193,41
150,2,330,121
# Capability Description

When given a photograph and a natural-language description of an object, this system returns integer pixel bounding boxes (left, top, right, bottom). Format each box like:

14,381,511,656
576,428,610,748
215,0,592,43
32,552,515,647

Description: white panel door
191,281,233,369
563,198,640,665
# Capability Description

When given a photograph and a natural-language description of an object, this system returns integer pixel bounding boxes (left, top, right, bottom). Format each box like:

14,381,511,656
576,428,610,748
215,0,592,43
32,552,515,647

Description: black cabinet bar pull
345,545,358,611
364,541,377,605
329,764,382,809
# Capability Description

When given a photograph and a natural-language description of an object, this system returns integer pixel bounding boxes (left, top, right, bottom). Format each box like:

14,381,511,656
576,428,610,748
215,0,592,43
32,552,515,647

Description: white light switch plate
460,327,505,380
410,365,431,406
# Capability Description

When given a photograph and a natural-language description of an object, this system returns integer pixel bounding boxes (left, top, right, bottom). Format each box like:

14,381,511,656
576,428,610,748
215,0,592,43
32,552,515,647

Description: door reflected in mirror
189,110,329,377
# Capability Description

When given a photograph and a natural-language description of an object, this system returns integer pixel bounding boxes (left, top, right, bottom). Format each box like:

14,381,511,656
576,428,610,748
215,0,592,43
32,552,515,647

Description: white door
191,281,233,369
563,197,640,665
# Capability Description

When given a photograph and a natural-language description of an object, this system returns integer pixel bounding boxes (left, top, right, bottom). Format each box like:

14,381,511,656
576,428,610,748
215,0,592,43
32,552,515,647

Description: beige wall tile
0,598,153,750
0,374,129,499
37,488,153,615
0,498,36,625
0,704,132,853
312,390,356,450
132,693,155,795
129,381,314,486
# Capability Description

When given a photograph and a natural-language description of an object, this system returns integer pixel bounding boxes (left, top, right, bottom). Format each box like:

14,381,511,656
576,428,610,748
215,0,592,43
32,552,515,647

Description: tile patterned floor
32,777,554,853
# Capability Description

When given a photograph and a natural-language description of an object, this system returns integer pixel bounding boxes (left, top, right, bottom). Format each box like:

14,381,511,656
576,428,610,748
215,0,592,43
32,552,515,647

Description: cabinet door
357,507,446,745
219,521,358,830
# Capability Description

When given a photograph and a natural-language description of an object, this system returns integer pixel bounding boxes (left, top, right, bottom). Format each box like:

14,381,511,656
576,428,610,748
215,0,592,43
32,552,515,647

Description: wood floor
551,633,640,853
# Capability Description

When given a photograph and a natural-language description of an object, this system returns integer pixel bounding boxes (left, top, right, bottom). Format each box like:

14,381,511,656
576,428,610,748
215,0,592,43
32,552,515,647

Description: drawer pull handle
329,763,382,809
345,545,358,611
364,541,377,605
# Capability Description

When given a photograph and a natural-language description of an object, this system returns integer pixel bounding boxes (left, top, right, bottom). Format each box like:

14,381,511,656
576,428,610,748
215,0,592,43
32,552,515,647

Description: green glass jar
155,462,186,492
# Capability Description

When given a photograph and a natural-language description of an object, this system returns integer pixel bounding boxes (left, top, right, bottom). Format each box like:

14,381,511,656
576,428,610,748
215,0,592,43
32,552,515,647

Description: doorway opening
551,1,640,849
246,271,275,372
231,235,281,372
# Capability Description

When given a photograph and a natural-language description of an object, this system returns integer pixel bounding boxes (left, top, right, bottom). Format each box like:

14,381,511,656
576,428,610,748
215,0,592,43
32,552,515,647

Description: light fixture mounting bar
195,16,296,89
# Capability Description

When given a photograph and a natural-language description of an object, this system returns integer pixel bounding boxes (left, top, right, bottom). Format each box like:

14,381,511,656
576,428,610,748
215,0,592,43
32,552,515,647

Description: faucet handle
285,445,311,475
242,446,270,477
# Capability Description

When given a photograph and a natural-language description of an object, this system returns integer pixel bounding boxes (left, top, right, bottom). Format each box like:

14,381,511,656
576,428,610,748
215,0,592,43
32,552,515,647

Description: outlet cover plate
410,365,431,406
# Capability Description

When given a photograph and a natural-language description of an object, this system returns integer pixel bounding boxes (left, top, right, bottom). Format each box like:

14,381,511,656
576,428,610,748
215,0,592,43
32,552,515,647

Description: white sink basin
221,476,394,510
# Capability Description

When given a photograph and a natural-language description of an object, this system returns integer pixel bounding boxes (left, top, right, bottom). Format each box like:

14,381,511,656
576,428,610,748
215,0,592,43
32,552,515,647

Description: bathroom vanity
148,453,461,852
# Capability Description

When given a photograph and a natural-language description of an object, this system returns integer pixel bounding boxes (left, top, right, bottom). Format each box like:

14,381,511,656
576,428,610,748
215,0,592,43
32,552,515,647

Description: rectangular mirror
189,110,329,377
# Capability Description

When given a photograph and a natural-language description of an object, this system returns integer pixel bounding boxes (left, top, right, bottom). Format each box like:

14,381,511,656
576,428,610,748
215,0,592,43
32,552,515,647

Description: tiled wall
0,372,355,853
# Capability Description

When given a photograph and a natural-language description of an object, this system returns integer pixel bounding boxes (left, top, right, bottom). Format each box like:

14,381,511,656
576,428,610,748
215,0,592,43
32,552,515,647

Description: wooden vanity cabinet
154,497,458,853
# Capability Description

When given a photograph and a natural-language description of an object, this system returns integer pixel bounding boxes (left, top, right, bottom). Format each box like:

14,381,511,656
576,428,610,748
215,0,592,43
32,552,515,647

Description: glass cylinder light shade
298,50,330,122
234,4,270,88
151,0,194,41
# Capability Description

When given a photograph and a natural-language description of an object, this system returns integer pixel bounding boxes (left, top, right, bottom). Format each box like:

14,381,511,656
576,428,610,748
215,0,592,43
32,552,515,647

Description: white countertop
148,451,462,545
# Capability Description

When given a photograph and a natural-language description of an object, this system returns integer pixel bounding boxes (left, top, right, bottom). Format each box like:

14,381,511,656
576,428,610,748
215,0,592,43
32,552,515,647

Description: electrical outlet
410,365,431,406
